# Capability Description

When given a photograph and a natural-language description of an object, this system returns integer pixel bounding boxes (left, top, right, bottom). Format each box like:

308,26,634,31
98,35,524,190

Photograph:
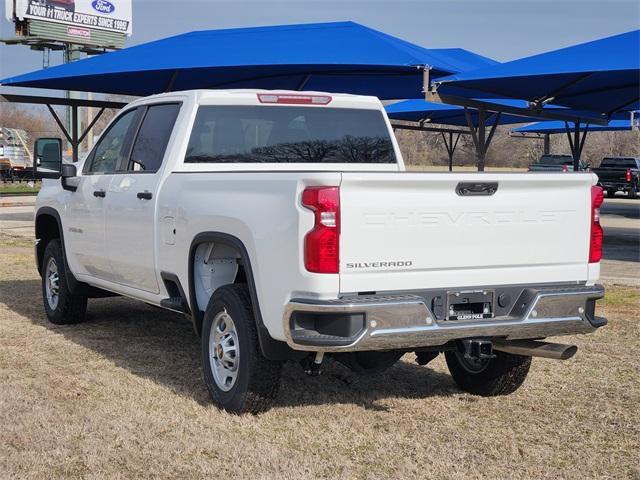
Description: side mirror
61,163,77,178
61,163,80,192
33,138,62,179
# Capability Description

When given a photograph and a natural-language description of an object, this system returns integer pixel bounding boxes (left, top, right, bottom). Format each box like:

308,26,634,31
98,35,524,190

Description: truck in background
593,157,640,199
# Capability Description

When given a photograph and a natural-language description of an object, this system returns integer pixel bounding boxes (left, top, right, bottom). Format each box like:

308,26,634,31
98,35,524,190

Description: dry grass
0,245,638,479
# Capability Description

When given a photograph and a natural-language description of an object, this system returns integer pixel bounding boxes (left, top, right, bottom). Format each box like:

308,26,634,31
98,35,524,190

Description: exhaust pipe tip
557,344,578,360
493,339,578,360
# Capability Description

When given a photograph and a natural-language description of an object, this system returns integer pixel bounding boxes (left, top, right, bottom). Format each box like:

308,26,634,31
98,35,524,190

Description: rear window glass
184,106,395,164
538,155,573,165
601,157,638,168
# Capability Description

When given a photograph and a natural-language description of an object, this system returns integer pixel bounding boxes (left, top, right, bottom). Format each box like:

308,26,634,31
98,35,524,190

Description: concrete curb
0,201,36,208
0,196,37,208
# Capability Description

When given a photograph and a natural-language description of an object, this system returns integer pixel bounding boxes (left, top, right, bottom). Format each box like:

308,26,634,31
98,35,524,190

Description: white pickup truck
33,89,606,413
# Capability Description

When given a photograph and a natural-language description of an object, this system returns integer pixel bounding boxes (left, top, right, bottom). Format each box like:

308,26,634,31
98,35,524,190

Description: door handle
93,190,106,198
137,191,153,200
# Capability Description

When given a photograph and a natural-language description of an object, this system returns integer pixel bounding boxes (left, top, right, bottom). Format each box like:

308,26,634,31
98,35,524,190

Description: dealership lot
1,194,638,477
0,232,638,478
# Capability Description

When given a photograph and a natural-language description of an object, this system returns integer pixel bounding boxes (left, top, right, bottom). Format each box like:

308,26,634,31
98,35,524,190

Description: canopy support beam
464,107,501,171
544,133,550,155
440,131,461,171
297,74,312,90
390,124,471,135
564,121,590,171
426,91,609,126
1,94,125,163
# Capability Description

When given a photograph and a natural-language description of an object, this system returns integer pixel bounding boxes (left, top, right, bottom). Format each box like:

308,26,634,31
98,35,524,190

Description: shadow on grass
1,279,457,410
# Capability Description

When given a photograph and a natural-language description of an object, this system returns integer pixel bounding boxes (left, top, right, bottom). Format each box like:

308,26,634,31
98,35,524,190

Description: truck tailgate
339,172,595,293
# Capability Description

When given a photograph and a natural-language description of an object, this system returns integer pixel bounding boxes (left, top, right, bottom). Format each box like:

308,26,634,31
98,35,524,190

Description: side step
160,297,189,314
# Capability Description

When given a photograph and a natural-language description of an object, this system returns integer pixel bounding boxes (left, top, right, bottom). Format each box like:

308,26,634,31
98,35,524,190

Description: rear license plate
447,290,494,321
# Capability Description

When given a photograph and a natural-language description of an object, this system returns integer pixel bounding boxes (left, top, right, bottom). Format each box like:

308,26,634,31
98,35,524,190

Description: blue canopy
512,119,634,135
433,30,640,116
385,99,541,126
0,21,494,99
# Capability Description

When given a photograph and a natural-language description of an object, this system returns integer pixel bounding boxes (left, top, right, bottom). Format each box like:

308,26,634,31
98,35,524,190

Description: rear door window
601,158,638,168
185,106,395,164
85,109,138,174
128,103,181,173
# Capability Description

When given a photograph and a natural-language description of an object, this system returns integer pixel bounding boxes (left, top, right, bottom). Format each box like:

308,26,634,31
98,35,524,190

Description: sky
0,0,639,92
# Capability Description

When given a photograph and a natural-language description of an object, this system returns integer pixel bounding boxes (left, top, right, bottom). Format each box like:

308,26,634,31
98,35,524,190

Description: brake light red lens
257,93,332,105
561,165,569,173
302,187,340,273
589,185,604,263
626,168,632,182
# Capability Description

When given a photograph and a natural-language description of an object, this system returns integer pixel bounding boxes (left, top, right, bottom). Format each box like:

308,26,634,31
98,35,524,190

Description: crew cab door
66,108,139,279
104,103,181,293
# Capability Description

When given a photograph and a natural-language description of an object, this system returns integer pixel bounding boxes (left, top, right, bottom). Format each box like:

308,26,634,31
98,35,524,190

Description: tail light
589,185,604,263
301,187,340,273
626,168,632,182
561,165,569,173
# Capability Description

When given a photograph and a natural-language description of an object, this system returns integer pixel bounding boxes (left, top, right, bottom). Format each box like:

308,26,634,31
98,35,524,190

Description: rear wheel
445,349,531,396
201,284,282,414
41,239,87,324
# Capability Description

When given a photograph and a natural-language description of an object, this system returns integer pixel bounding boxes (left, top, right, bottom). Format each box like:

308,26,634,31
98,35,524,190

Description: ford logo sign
91,0,115,14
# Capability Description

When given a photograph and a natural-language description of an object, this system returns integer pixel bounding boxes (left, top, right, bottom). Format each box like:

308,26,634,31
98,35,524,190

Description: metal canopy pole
391,123,470,171
563,121,590,171
71,105,79,163
440,131,461,172
543,133,550,155
464,107,501,172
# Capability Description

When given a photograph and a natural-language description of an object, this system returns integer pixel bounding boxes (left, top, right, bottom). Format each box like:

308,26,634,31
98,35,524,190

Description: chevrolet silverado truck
33,90,606,414
593,156,640,199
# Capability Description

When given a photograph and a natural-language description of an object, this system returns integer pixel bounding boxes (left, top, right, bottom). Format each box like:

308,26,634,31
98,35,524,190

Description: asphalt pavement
1,195,638,286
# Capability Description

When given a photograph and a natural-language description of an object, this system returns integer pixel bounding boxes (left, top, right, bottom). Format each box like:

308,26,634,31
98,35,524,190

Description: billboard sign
9,0,132,36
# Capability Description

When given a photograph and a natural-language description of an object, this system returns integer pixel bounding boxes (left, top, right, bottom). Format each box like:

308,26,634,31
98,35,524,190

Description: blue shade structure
1,21,496,99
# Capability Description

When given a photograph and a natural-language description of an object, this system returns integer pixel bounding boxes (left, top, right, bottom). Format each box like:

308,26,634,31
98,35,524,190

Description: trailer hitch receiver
462,339,496,361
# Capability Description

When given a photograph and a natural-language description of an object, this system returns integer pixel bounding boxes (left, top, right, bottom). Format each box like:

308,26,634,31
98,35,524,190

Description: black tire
606,189,616,198
41,239,87,325
201,284,282,414
445,349,531,396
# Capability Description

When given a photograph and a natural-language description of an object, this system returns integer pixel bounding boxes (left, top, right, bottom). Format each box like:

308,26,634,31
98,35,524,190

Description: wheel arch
35,207,66,278
35,207,111,298
188,232,304,361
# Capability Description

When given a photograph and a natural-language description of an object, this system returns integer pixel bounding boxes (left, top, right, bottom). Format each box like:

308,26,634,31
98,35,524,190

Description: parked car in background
32,90,606,413
593,157,640,199
528,154,588,172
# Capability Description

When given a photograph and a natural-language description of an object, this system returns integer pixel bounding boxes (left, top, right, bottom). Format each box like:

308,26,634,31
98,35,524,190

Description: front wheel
445,349,531,396
201,284,282,414
41,239,87,324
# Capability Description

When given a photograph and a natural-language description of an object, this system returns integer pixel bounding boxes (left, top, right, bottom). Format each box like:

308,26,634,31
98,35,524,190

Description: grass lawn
0,240,638,479
0,182,41,196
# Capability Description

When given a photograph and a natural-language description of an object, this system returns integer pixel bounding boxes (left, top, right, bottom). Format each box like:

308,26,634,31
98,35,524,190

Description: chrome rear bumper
283,284,606,352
